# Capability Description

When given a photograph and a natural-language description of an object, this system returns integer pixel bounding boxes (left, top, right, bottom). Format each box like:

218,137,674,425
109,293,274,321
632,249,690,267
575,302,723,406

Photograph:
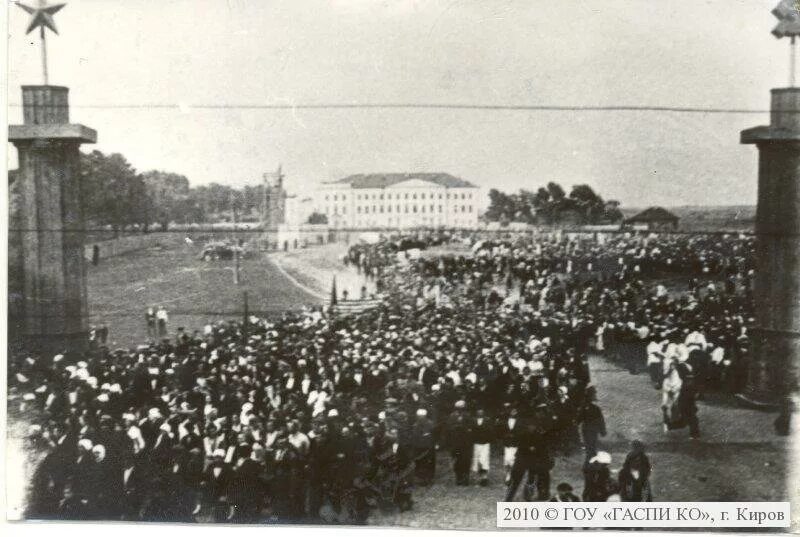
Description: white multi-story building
315,173,481,229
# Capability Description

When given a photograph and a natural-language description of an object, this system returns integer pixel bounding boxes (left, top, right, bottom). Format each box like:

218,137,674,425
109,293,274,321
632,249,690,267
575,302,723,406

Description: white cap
590,451,612,465
327,409,339,418
92,444,106,459
416,408,428,417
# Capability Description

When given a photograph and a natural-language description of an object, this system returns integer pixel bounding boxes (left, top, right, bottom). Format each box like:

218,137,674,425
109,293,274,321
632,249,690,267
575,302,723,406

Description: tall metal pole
231,190,240,285
243,291,249,338
40,25,48,85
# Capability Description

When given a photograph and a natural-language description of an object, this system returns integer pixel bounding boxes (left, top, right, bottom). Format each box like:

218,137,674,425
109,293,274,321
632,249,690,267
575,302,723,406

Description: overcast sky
6,0,788,207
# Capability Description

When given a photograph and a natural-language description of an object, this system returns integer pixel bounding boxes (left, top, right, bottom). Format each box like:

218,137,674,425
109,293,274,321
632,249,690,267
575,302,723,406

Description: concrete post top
21,85,71,125
21,85,69,91
742,87,800,143
771,88,800,132
8,124,97,144
770,87,800,94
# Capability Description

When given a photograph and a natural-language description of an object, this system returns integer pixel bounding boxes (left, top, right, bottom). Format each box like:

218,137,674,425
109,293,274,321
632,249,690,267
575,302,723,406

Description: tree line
75,150,270,233
484,182,623,225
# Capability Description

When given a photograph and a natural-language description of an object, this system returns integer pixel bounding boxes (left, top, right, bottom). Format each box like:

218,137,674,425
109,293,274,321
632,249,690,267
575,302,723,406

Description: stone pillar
8,85,97,354
741,88,800,407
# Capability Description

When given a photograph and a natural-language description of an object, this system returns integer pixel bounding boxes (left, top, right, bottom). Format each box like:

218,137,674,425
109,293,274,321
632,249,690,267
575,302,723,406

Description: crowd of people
8,229,756,523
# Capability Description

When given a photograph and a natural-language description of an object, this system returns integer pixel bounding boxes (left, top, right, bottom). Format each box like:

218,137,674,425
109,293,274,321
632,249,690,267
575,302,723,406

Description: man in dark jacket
579,386,606,459
445,401,473,486
410,408,436,485
619,440,653,501
203,449,233,522
120,452,148,521
505,407,553,501
471,408,493,486
583,451,614,501
228,444,264,522
497,404,520,486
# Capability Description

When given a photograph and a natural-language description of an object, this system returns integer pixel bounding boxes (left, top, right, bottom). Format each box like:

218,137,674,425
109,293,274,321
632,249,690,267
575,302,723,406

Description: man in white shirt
685,330,707,351
471,409,492,486
646,338,665,389
287,420,310,457
499,406,519,485
156,306,168,338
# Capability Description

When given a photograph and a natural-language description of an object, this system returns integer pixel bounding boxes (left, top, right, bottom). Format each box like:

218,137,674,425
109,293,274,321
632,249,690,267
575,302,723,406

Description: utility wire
7,228,757,236
5,102,775,114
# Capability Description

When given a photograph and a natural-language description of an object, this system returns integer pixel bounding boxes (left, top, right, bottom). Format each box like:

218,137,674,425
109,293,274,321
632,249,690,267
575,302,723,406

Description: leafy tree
307,212,328,224
603,200,624,223
484,188,515,222
484,181,623,225
142,171,191,231
80,151,144,235
569,184,603,224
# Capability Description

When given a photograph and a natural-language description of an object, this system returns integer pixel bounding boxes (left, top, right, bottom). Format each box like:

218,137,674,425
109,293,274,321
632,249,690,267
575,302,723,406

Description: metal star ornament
772,0,800,38
15,0,67,85
16,0,66,35
773,0,800,86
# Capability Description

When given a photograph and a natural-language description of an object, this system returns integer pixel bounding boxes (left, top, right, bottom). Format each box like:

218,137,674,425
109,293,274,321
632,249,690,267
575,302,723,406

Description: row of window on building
324,191,474,202
324,204,474,215
352,216,474,227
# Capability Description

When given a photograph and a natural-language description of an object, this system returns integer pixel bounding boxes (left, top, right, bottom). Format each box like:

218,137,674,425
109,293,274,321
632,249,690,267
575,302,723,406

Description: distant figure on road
156,306,169,339
145,307,156,339
97,324,108,345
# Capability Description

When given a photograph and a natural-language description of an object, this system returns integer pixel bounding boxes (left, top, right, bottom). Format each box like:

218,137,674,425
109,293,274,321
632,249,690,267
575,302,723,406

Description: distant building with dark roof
624,206,679,231
315,173,480,229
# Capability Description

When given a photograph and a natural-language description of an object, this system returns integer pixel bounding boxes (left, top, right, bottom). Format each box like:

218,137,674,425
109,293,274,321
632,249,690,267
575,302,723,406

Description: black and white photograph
3,0,799,531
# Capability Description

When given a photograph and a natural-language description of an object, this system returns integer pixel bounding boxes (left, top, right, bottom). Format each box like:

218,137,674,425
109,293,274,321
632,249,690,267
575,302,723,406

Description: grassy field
87,243,322,347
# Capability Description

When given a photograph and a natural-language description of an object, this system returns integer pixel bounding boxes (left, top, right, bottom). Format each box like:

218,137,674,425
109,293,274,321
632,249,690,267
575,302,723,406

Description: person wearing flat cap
410,407,436,485
445,400,473,486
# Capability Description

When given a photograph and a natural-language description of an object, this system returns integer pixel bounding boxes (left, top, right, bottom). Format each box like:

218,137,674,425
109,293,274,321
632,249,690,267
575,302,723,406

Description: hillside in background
622,205,755,232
